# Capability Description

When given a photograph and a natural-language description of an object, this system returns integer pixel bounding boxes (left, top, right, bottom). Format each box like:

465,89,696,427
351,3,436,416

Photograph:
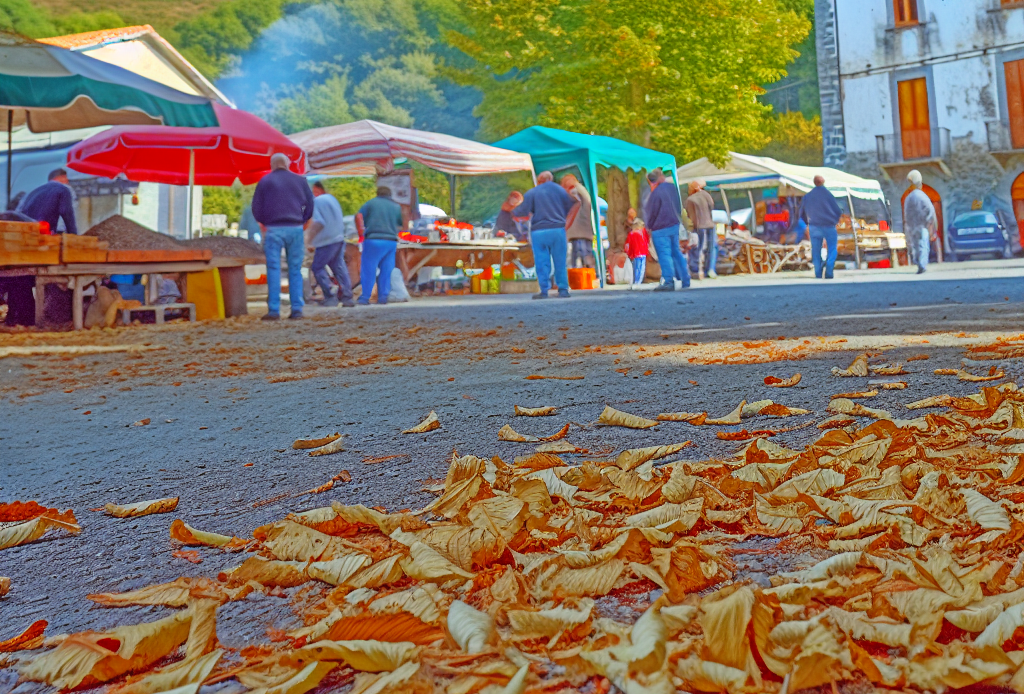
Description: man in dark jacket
251,153,315,319
646,169,689,292
514,171,575,299
794,175,843,279
18,168,78,235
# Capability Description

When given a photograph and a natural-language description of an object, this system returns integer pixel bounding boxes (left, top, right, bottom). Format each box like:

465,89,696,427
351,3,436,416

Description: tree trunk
605,168,630,252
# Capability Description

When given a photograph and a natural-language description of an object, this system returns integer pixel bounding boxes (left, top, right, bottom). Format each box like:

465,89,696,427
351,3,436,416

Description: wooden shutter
1006,60,1024,150
894,0,919,26
898,78,931,160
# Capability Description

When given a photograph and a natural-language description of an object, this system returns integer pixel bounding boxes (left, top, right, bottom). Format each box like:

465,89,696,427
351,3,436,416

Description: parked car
946,210,1014,261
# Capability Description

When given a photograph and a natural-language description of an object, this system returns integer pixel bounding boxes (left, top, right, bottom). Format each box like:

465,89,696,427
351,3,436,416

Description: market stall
290,120,537,291
676,153,900,270
492,126,680,287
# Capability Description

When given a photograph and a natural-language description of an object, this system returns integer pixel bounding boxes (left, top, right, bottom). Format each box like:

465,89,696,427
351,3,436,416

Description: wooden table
0,257,254,330
396,242,533,283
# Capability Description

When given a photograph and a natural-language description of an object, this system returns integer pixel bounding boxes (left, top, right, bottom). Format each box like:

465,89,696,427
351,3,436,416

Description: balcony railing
987,120,1023,152
876,127,951,163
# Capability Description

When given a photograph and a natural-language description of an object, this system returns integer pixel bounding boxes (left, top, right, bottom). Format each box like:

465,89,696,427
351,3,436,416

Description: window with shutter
898,78,931,160
894,0,919,26
1005,60,1024,150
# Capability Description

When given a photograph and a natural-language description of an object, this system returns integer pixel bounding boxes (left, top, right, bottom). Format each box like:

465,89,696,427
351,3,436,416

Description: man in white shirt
306,181,355,307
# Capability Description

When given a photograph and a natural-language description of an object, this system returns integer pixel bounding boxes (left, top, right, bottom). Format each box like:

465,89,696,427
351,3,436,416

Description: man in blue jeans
793,175,843,279
307,181,355,307
645,169,690,292
355,186,404,305
514,171,575,299
251,153,315,320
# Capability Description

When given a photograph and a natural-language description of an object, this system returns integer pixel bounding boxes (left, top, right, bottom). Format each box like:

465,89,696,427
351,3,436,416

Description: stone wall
816,0,846,168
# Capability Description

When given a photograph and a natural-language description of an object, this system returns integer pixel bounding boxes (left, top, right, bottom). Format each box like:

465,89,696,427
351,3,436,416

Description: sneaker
532,292,549,300
707,270,718,279
320,295,340,307
653,282,675,292
917,267,926,275
673,279,683,290
288,311,304,320
341,299,356,308
824,274,834,280
555,292,571,299
261,312,280,321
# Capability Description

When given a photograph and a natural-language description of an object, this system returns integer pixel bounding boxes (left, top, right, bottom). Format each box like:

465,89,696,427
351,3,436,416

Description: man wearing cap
251,153,315,320
794,175,843,279
903,170,937,275
18,168,78,235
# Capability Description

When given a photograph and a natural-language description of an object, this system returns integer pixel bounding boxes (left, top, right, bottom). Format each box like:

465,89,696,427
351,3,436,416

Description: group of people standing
250,153,404,319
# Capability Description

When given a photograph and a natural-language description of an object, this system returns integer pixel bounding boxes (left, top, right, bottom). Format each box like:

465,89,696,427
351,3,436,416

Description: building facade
816,0,1024,240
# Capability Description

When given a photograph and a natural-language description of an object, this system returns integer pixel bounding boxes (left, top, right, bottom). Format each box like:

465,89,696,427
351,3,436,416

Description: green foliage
0,0,57,37
443,0,810,165
172,0,285,79
273,75,354,134
753,111,823,166
319,178,376,216
202,184,244,224
52,10,125,35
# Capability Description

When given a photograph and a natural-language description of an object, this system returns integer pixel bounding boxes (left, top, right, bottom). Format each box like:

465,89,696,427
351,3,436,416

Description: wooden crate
106,249,213,263
61,234,108,264
0,223,60,266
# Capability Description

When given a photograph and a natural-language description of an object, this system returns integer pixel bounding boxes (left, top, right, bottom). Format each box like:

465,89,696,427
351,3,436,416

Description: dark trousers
311,241,353,302
0,277,35,326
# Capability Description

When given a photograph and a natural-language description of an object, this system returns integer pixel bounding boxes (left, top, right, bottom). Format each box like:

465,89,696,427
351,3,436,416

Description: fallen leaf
403,412,440,434
525,374,584,380
309,437,346,457
103,497,179,518
0,620,46,652
706,401,745,425
448,600,495,654
131,418,151,427
0,510,80,550
293,433,342,450
657,411,707,424
0,577,9,597
765,373,801,387
172,550,203,564
833,389,879,399
514,405,556,416
832,353,869,377
598,405,658,429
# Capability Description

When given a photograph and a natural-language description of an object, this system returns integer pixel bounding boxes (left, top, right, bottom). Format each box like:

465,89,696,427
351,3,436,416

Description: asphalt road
2,260,1024,692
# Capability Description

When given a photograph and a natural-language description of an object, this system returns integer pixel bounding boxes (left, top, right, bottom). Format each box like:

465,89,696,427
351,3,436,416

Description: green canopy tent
492,126,680,287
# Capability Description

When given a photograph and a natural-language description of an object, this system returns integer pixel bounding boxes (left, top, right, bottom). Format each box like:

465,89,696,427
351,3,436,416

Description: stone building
816,0,1024,243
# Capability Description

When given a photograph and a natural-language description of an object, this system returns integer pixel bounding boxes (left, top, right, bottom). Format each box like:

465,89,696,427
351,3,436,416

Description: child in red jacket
625,219,650,288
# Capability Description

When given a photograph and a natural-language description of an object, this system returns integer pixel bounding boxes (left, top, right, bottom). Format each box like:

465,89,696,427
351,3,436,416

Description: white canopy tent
676,152,886,202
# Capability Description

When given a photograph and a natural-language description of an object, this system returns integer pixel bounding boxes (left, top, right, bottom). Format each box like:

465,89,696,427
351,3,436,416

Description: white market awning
677,152,886,202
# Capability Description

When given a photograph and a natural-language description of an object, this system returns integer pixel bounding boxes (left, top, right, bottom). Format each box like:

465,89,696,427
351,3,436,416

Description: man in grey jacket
903,170,937,275
306,181,355,307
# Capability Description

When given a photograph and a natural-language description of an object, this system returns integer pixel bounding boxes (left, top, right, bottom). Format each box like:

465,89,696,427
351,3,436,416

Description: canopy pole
720,190,730,215
448,174,456,219
6,111,12,209
590,160,605,288
187,149,195,239
846,189,861,268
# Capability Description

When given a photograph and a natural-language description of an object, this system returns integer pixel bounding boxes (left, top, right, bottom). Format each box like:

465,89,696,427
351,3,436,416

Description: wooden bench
121,302,196,325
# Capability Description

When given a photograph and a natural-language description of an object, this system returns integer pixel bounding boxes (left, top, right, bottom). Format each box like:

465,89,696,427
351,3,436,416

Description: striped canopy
290,120,534,177
0,31,217,133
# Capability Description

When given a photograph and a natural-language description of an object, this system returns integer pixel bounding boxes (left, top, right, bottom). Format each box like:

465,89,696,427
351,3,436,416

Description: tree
0,0,124,38
272,75,354,134
202,184,244,224
443,0,810,164
172,0,284,80
754,111,823,166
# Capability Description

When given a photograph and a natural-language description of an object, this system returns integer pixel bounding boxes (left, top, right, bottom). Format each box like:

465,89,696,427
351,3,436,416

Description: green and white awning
0,32,217,133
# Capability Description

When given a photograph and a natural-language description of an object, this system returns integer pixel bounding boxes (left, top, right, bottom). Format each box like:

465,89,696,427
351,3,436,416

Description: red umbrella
67,103,305,186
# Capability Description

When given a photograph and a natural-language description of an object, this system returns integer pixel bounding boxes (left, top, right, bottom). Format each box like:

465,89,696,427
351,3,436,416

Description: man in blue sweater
514,171,576,299
794,175,843,279
645,169,689,292
19,168,78,235
251,153,315,320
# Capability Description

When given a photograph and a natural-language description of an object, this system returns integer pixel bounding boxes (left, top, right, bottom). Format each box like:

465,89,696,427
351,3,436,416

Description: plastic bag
388,268,410,302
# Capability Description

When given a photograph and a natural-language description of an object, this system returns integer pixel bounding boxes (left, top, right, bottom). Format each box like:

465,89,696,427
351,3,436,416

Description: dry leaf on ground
706,401,745,425
598,405,658,429
403,412,440,434
657,412,707,424
0,509,80,550
103,497,179,518
765,373,801,387
308,437,346,457
514,405,556,416
169,520,248,550
293,433,342,450
832,353,869,377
